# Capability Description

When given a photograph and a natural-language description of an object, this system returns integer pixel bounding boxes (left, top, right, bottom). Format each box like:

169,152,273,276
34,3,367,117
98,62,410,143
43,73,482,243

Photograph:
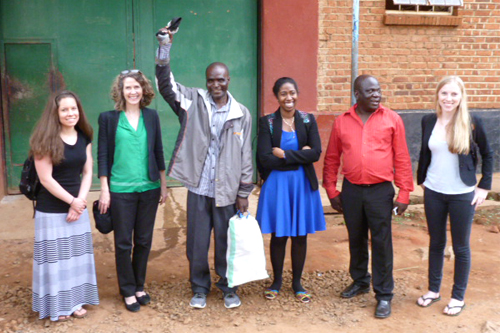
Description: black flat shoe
136,293,151,305
340,282,370,298
124,298,140,312
375,300,391,319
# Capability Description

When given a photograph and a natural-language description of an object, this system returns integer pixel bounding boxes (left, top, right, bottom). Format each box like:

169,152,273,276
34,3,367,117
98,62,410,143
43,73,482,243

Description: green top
110,111,160,193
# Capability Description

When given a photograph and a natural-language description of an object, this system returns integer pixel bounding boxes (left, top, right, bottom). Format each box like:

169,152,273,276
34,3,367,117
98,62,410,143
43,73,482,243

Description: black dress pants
111,188,161,297
186,191,237,294
341,178,395,301
424,187,475,301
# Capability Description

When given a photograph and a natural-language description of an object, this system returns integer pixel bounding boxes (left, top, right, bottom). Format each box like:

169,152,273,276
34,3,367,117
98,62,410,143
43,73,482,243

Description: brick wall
318,0,500,112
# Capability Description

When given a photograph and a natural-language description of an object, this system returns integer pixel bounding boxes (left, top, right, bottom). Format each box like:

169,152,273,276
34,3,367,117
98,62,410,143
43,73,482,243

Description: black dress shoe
340,282,370,298
124,298,140,312
375,300,391,319
136,293,151,305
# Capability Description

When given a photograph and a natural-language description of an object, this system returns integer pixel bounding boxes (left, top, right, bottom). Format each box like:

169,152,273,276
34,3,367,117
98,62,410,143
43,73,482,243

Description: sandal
295,291,312,304
58,315,71,322
72,308,87,319
444,303,466,316
264,289,279,300
416,295,441,308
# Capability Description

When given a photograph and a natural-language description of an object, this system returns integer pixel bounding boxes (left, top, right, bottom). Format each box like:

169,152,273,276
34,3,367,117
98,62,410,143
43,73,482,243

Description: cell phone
393,207,398,216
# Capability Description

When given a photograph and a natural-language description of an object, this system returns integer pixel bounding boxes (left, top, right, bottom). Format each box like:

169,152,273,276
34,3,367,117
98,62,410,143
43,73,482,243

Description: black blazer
97,108,166,183
257,109,322,190
416,113,493,190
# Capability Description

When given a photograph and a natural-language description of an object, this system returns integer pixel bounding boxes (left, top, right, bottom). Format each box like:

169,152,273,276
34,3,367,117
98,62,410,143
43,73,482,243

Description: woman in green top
98,69,168,312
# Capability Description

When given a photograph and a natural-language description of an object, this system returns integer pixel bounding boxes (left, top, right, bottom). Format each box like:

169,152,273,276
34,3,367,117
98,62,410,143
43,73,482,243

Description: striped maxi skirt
32,209,99,321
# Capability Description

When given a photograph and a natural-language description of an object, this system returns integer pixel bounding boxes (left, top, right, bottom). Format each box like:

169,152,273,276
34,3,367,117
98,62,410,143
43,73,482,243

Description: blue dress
257,131,326,237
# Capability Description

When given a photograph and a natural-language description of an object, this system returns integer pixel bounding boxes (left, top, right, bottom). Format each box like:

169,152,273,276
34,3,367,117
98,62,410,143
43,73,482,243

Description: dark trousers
341,178,395,301
110,188,161,297
186,191,237,294
424,187,475,301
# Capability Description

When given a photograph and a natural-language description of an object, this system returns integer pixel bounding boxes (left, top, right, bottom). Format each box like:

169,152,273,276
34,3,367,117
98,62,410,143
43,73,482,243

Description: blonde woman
416,76,493,316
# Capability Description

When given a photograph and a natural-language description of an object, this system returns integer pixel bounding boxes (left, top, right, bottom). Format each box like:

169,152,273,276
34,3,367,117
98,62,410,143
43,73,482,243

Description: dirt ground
1,187,500,333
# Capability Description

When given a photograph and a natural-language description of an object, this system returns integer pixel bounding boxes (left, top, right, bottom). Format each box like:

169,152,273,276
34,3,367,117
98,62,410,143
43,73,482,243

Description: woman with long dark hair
31,90,98,321
98,69,167,312
257,77,326,303
416,76,493,316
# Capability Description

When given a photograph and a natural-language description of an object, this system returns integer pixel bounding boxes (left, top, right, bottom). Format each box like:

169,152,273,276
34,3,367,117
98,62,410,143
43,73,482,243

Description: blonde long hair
435,76,471,155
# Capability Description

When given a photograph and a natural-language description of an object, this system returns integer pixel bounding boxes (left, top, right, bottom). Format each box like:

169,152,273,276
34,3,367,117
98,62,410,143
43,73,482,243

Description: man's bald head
206,62,231,104
206,62,230,78
354,75,381,114
353,74,378,94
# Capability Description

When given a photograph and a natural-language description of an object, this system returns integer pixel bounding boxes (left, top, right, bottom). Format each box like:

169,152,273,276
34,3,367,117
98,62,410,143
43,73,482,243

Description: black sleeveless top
36,131,91,213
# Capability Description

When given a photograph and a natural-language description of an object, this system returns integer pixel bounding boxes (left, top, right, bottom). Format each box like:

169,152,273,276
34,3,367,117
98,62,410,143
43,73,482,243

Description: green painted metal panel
1,0,134,192
1,0,258,192
3,43,52,188
145,1,259,174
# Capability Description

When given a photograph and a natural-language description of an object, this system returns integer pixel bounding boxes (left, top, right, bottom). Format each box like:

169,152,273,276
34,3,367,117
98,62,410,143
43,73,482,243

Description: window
386,0,462,14
384,0,463,26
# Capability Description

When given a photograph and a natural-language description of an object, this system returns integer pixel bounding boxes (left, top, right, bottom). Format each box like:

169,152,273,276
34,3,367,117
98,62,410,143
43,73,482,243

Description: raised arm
155,28,197,122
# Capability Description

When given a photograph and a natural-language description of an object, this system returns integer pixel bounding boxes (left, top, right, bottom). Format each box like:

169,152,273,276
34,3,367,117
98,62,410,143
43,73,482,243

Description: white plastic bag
226,212,269,288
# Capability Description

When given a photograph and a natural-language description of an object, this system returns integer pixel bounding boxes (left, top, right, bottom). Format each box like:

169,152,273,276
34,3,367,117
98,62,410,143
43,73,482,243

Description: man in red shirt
323,75,413,319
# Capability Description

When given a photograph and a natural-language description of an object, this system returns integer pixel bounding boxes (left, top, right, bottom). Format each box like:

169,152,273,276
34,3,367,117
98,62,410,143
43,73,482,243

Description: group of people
323,74,493,318
29,26,493,322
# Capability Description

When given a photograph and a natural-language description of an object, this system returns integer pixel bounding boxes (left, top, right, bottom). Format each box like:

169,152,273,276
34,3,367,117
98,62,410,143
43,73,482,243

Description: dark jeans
110,188,161,297
341,178,395,301
186,191,237,294
424,187,475,301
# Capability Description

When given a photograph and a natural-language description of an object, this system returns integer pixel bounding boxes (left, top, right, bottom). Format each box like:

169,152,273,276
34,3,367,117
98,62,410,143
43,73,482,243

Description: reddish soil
1,194,500,333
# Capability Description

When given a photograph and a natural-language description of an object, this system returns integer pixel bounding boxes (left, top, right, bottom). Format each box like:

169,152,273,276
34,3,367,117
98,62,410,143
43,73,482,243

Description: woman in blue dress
257,77,326,303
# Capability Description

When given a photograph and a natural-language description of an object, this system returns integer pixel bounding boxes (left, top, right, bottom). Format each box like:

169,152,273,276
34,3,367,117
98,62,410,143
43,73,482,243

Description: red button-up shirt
323,104,414,204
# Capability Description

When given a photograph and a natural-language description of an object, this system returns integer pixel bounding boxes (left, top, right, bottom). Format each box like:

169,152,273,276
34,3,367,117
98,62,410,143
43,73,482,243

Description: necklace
282,117,295,137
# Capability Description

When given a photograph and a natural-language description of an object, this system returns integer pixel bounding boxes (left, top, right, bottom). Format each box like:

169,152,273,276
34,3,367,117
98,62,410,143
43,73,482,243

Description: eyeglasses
120,69,141,76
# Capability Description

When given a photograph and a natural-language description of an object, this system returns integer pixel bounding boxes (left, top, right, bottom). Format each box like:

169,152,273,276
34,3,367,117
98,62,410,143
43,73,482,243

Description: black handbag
92,200,113,234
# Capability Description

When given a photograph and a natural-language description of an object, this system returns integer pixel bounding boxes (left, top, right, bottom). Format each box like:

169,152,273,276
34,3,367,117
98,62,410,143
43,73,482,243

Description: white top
423,128,475,194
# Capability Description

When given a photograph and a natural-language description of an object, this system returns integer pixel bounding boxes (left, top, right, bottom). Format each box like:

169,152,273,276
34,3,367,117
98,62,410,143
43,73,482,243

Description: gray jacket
156,64,254,207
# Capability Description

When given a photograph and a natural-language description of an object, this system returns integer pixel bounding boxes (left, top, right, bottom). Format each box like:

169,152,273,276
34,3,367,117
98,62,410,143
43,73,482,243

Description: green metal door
1,1,257,192
133,0,259,183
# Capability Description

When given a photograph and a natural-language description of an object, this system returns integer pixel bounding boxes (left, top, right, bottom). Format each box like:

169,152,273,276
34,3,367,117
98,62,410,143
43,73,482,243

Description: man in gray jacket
155,29,254,309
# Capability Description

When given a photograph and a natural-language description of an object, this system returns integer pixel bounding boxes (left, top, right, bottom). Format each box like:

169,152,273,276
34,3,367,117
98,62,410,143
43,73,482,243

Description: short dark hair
353,74,376,93
205,62,230,77
111,70,155,111
272,77,299,97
